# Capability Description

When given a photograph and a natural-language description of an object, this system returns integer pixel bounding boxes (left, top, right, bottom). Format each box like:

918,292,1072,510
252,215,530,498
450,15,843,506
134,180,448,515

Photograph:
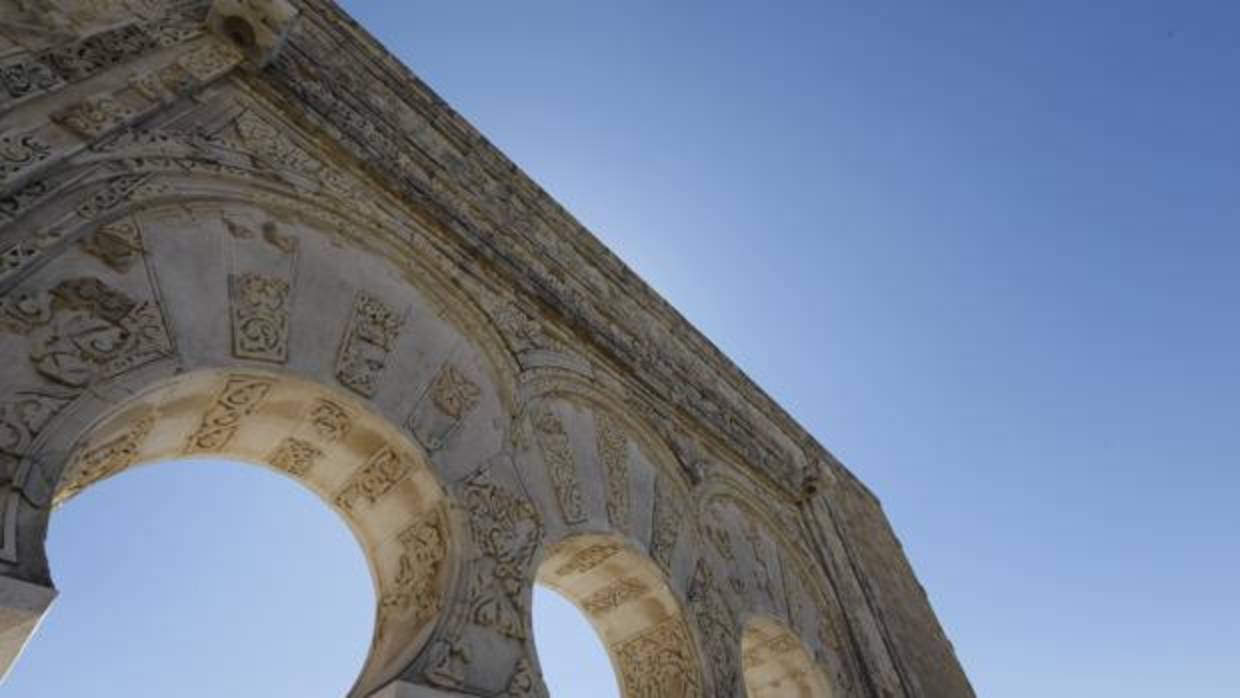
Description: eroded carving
229,272,290,362
184,375,274,452
531,405,585,524
379,509,447,628
0,278,172,388
267,437,322,477
0,133,51,185
335,292,402,397
614,618,701,698
424,636,470,690
308,398,351,442
581,576,648,616
463,477,542,639
80,219,143,272
334,445,410,512
553,542,620,577
57,414,154,502
649,478,683,572
596,412,631,532
52,96,134,138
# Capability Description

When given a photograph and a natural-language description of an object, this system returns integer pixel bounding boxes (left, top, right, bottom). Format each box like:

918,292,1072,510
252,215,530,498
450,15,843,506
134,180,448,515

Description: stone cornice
256,0,872,503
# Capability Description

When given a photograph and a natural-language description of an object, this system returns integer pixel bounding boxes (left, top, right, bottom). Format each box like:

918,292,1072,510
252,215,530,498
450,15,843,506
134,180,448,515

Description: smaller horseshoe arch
536,534,705,697
42,368,457,697
742,616,835,698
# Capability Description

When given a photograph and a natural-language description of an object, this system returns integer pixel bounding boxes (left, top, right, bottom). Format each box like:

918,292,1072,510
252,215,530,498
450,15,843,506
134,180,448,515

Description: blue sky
8,2,1239,696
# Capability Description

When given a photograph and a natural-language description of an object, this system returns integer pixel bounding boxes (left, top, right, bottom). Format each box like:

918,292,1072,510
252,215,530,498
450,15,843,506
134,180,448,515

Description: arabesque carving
530,405,585,524
229,272,290,363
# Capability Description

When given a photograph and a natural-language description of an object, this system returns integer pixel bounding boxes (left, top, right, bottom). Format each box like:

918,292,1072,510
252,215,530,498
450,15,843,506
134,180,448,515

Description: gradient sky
7,2,1239,696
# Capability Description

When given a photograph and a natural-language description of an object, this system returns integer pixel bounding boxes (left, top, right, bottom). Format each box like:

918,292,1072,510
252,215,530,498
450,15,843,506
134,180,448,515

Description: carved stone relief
266,436,322,478
228,272,290,363
408,362,481,451
613,618,701,698
55,414,153,503
80,218,143,272
333,445,411,512
462,477,542,640
581,576,649,617
379,509,447,631
649,477,684,572
0,277,172,388
530,405,585,524
184,375,274,453
335,292,403,397
596,412,631,532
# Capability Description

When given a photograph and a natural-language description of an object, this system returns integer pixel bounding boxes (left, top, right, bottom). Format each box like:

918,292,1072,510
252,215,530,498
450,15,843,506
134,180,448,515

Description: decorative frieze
0,133,51,186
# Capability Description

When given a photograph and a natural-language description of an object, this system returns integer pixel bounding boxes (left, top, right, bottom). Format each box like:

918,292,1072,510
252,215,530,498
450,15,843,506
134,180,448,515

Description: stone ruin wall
0,1,972,696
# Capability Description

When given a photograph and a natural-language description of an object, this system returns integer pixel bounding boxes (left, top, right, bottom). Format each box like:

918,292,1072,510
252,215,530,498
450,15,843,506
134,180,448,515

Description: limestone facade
0,1,973,696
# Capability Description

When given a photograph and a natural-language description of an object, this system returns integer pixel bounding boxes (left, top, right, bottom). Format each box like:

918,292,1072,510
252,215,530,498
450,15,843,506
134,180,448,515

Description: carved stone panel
229,272,290,363
596,412,631,533
184,375,274,453
335,292,403,398
462,477,542,640
530,405,585,525
614,618,701,698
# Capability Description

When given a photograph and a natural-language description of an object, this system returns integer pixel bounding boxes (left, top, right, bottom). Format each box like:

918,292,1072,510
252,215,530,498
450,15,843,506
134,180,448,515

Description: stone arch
17,368,455,697
511,368,700,579
696,475,863,696
535,533,705,697
742,615,834,698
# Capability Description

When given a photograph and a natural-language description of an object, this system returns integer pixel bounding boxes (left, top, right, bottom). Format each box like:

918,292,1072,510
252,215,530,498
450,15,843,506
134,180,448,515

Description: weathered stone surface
0,1,971,697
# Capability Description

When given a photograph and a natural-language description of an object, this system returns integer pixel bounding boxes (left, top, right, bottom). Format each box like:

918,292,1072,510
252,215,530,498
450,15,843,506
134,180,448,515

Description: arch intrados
536,533,705,697
742,615,834,698
50,368,454,697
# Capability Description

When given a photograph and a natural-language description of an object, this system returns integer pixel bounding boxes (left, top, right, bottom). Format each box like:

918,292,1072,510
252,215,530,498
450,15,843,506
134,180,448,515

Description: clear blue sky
8,1,1239,696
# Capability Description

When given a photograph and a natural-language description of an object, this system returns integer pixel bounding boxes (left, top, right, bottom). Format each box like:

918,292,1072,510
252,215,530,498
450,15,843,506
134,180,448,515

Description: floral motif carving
267,437,322,477
74,174,148,219
553,542,620,577
0,54,64,102
530,405,585,524
334,445,410,511
429,363,480,419
335,292,402,397
595,412,630,532
462,477,542,639
184,375,274,453
57,415,154,502
308,399,351,441
229,273,290,363
379,509,447,628
614,618,701,698
650,478,684,572
52,96,135,138
581,576,648,616
0,133,51,185
0,278,172,388
80,219,143,272
689,560,740,696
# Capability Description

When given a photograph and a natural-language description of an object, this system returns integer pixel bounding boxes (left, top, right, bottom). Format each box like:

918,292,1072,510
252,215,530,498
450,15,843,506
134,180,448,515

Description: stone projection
0,1,973,696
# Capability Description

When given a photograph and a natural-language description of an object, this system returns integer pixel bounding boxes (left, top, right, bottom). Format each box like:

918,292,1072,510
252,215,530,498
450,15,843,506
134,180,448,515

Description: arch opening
6,457,374,696
26,368,453,697
534,534,703,698
742,616,834,698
